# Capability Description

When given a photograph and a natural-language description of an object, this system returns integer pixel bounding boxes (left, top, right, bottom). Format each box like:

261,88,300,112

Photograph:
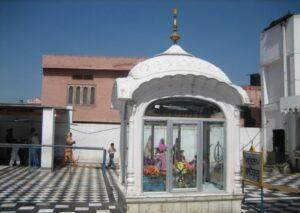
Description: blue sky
0,0,299,103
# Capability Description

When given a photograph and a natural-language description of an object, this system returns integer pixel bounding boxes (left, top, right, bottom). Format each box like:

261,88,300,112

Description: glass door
169,122,199,190
143,120,225,193
203,122,225,192
143,121,167,192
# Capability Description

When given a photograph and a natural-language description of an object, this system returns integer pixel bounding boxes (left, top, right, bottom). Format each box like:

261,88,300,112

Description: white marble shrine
112,9,249,213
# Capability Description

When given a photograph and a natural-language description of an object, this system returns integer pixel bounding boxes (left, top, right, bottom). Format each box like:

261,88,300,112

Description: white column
233,107,242,194
41,108,55,169
66,106,73,124
119,102,126,184
126,104,136,195
261,67,268,162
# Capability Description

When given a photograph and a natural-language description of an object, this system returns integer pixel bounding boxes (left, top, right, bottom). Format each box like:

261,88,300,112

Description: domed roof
112,44,249,107
128,44,231,83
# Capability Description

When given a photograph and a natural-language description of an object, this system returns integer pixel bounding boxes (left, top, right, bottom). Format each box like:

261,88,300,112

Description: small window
68,86,73,105
75,87,81,104
73,74,83,79
72,73,93,80
83,87,88,104
90,87,95,104
84,74,93,80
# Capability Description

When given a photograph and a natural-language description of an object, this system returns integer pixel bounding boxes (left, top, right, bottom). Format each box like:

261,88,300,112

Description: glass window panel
172,124,197,189
145,98,224,118
84,74,93,80
73,74,83,79
68,86,73,105
90,87,95,104
203,122,224,192
75,87,81,104
143,121,167,192
83,87,88,104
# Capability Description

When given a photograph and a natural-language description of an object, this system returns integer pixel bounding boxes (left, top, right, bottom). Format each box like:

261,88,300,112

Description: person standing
64,132,77,166
107,143,116,169
6,128,20,166
30,132,40,167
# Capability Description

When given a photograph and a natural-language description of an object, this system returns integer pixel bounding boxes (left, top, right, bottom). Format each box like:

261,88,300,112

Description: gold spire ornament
170,8,180,44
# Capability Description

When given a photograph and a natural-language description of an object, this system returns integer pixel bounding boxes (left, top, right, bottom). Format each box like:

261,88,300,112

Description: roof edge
263,12,294,32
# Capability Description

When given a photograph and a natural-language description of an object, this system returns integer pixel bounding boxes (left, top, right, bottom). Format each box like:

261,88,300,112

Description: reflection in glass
143,121,167,191
145,98,224,118
203,122,224,191
172,124,197,189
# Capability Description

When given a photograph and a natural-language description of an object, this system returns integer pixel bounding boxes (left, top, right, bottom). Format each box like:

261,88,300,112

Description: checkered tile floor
0,165,119,212
242,172,300,212
1,166,299,212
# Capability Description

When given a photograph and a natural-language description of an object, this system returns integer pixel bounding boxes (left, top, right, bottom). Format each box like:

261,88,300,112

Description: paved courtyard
242,172,300,212
0,165,299,212
0,165,119,212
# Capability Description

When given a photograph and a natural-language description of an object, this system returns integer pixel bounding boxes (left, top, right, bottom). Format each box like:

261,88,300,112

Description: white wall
264,61,284,104
68,123,120,163
264,110,284,152
260,24,283,66
290,15,300,54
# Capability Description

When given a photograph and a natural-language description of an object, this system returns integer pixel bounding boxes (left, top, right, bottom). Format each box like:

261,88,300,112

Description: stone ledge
125,193,243,204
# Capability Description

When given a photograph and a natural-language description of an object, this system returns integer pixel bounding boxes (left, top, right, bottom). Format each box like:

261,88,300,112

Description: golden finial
170,8,180,44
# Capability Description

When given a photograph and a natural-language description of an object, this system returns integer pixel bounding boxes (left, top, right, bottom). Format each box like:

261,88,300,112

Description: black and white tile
242,172,300,212
0,165,119,213
1,166,299,212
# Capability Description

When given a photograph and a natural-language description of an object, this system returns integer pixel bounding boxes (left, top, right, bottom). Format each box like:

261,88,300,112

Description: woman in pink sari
158,139,167,172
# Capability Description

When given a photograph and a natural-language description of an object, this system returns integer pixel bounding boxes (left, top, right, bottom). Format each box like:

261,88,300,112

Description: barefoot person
64,132,77,166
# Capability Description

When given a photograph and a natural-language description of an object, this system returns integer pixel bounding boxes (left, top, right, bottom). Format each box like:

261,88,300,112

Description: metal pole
102,149,106,174
28,147,31,171
242,179,245,203
261,186,264,213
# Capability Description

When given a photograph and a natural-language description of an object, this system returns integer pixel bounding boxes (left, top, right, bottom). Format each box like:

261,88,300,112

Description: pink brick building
240,85,261,127
41,55,145,123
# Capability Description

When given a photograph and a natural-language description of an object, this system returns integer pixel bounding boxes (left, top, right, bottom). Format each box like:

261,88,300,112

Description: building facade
240,74,261,128
261,13,300,167
41,55,144,163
